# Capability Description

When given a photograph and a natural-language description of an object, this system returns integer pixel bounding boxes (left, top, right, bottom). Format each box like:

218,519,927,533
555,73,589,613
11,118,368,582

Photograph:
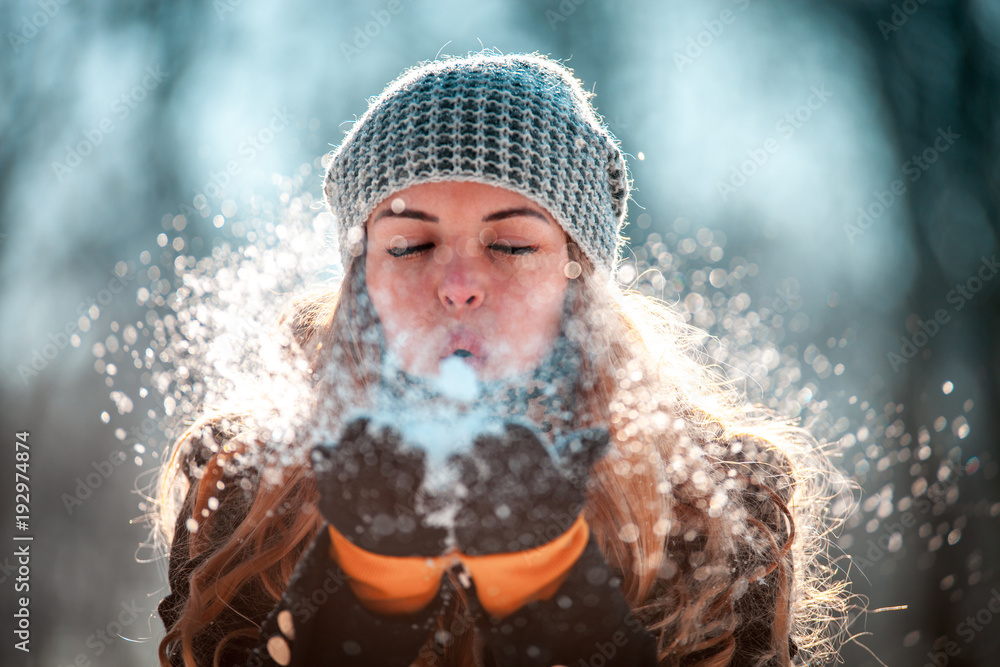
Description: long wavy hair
154,242,848,666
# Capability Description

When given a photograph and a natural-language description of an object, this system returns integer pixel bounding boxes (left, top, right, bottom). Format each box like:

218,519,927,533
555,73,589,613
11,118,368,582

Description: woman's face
365,181,571,380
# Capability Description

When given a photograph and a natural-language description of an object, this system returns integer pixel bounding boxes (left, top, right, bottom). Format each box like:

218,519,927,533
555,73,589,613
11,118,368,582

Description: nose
437,256,485,312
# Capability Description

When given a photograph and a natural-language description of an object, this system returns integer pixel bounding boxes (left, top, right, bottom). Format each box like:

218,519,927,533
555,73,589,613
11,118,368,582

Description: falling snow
92,170,997,630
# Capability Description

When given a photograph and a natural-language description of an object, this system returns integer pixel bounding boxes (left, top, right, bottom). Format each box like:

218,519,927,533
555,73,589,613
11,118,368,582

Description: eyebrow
483,207,549,224
371,206,549,225
372,209,438,223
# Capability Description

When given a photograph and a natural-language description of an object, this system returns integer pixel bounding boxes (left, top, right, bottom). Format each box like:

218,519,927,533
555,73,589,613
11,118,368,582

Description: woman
155,53,845,666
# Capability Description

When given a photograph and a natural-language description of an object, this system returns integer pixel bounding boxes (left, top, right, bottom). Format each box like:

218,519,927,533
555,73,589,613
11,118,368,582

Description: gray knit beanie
323,53,630,270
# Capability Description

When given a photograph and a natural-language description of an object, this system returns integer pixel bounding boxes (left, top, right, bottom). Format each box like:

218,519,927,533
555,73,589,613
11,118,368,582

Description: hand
311,416,451,558
311,416,610,621
452,423,609,556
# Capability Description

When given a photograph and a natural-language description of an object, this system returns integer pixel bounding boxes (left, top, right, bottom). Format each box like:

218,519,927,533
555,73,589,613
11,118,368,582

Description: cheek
495,257,569,330
365,258,427,334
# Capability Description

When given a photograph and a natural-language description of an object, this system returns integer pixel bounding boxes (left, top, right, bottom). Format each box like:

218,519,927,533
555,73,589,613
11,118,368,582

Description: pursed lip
442,329,487,370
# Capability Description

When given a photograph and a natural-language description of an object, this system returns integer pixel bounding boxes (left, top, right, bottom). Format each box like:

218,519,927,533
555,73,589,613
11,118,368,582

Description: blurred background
2,0,999,665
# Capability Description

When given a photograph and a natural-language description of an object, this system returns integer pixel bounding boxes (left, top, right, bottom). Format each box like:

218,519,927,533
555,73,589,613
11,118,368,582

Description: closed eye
489,243,538,256
386,242,433,258
386,242,538,258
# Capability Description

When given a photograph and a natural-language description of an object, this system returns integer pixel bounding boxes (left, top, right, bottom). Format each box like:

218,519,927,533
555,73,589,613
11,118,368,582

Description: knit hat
323,53,630,270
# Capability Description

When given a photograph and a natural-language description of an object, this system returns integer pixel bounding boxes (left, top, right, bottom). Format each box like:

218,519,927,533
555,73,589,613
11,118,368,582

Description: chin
479,356,541,381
